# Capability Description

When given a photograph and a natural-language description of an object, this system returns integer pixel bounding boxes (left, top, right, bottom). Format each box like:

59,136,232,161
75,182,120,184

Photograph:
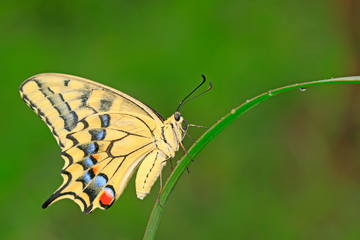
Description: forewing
19,73,164,149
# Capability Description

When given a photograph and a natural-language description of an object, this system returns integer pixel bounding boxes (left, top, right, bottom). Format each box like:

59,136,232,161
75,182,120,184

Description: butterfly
19,73,211,213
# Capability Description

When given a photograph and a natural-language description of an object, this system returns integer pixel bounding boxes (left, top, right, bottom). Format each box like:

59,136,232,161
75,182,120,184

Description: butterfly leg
188,123,209,129
169,158,174,170
181,129,196,142
157,157,172,208
158,165,164,208
181,121,208,142
157,141,195,207
180,141,194,162
178,142,192,174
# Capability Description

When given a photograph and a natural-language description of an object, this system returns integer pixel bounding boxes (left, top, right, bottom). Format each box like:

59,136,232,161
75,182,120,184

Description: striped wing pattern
20,73,164,213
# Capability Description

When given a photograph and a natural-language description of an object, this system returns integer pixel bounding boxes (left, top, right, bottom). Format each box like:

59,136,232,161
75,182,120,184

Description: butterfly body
135,113,184,199
20,73,184,213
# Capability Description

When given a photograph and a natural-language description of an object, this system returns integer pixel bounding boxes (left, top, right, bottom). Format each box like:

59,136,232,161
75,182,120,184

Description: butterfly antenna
176,75,212,111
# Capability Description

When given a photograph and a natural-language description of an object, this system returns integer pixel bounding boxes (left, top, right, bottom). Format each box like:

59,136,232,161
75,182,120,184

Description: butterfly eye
174,112,181,121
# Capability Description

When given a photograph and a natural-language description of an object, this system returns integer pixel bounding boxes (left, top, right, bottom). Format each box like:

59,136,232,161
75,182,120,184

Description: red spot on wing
100,191,113,205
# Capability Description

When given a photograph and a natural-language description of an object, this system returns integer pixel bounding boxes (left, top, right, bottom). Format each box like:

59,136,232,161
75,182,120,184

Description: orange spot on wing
93,166,99,175
93,154,99,161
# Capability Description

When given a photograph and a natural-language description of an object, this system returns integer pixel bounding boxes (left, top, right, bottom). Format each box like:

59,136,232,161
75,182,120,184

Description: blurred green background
1,0,360,239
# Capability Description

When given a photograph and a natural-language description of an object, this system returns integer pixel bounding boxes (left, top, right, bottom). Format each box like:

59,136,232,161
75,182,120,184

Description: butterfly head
164,111,186,141
160,112,185,155
174,111,182,122
173,111,187,131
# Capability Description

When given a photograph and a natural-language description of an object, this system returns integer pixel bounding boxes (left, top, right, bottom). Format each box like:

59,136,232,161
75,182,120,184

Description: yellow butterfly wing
20,73,167,213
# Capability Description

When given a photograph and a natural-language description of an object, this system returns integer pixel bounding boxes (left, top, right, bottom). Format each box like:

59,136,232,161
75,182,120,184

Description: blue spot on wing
78,143,99,155
85,157,95,167
94,175,107,187
100,114,110,127
104,186,115,198
96,130,105,140
87,143,96,154
89,129,106,141
84,172,92,183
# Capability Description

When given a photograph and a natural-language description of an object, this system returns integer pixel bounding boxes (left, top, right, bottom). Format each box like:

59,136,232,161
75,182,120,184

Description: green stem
143,76,360,240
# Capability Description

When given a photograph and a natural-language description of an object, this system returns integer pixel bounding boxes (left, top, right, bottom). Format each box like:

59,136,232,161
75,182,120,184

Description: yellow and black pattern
44,112,156,213
19,73,177,213
20,73,163,148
